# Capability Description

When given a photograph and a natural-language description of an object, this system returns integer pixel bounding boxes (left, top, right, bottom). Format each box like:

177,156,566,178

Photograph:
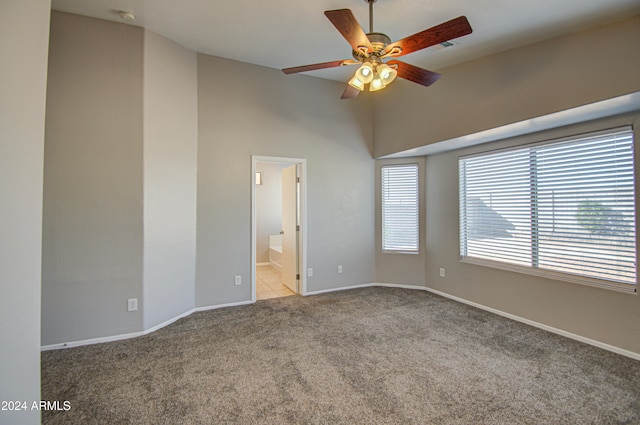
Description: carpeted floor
41,287,640,424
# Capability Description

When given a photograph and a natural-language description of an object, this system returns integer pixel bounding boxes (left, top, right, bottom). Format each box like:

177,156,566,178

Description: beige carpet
42,287,640,424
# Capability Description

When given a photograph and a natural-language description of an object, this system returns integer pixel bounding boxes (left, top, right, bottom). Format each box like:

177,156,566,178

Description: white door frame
251,155,307,302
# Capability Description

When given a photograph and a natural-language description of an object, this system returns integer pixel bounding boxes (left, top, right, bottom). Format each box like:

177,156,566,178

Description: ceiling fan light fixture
369,75,386,92
348,74,366,91
354,63,374,84
377,63,397,85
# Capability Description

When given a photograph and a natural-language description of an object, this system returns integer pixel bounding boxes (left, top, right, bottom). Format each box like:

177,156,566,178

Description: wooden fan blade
282,59,356,75
324,9,373,54
341,85,360,100
384,16,472,57
387,60,442,87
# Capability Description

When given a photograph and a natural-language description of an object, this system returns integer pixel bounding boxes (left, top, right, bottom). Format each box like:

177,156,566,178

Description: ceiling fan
282,0,472,99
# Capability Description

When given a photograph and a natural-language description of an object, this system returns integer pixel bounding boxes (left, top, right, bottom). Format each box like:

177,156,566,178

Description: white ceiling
52,0,640,82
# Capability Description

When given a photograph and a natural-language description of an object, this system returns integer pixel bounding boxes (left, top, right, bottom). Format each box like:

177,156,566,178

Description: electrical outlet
234,275,242,286
338,264,343,274
439,268,446,278
127,298,138,312
307,268,313,277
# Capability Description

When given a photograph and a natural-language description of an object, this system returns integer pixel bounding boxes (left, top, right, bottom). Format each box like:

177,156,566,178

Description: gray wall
0,1,50,423
372,16,640,354
143,30,198,330
256,162,288,264
373,16,640,158
42,12,144,345
42,12,376,345
424,113,640,354
196,54,376,305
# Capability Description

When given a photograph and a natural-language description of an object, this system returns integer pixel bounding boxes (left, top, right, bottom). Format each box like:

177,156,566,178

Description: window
382,164,419,253
459,127,636,293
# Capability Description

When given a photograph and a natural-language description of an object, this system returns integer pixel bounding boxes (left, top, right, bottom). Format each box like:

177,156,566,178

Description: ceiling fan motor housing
352,32,391,61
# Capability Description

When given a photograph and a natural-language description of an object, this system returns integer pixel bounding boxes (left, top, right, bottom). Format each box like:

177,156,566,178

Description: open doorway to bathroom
251,156,307,302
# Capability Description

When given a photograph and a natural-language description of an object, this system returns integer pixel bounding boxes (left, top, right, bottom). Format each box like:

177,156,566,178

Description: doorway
251,156,307,302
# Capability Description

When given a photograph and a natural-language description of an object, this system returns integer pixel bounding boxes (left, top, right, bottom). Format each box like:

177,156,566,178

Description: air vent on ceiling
428,40,458,51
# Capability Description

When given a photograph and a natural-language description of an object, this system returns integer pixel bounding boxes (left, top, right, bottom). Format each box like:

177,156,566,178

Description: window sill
382,250,419,255
460,256,637,294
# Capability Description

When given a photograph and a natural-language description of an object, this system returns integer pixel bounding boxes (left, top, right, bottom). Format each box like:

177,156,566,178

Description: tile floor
256,265,296,300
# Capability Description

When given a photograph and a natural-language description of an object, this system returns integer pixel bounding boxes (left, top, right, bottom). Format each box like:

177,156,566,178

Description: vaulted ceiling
52,0,640,82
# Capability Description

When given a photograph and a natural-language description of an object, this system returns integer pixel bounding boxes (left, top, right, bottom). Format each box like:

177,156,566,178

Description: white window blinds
382,164,419,253
459,127,636,292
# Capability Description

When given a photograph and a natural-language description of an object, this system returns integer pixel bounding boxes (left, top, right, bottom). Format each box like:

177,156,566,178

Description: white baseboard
304,282,426,296
304,283,375,296
41,331,146,351
373,283,640,361
375,283,427,291
41,283,640,361
41,300,254,351
194,300,253,313
422,286,640,361
143,308,196,336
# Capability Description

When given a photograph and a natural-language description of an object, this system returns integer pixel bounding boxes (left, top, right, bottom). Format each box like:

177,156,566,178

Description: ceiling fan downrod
367,0,375,33
353,0,390,61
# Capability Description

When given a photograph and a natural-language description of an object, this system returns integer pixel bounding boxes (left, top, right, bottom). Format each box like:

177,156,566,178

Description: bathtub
269,234,283,271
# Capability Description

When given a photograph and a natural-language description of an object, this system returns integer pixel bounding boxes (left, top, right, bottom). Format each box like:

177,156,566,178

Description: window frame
381,163,420,255
458,126,637,294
